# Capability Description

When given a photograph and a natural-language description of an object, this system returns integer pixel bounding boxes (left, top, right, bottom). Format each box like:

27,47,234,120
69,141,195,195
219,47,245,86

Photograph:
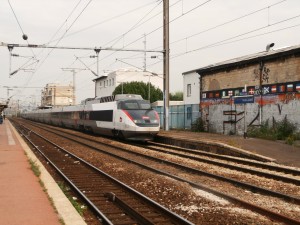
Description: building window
104,80,106,87
112,78,114,86
109,79,111,86
99,81,102,87
187,84,191,97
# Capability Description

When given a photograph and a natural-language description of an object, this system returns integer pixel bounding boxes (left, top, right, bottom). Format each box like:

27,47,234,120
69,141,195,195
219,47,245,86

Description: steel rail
16,119,300,225
149,141,300,176
140,143,300,185
14,121,194,225
20,118,300,205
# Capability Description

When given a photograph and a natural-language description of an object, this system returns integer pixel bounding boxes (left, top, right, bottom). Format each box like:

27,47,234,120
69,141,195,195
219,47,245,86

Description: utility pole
8,45,14,77
163,0,170,131
143,34,151,101
259,61,263,125
143,34,147,72
94,48,101,76
61,68,87,105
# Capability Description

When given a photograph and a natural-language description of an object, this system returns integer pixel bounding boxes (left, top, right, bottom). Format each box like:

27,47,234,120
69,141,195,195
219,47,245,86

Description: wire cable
46,1,159,44
7,0,26,37
105,0,163,48
115,0,288,64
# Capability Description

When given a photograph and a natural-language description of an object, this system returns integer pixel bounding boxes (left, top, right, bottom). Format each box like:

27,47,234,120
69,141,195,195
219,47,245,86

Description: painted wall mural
200,88,300,135
202,81,300,100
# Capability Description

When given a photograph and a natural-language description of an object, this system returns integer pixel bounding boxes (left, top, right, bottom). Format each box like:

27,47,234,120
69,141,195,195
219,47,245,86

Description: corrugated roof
182,44,300,75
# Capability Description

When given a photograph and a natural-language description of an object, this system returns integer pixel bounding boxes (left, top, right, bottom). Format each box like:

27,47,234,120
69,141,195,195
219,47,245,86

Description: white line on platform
6,122,16,145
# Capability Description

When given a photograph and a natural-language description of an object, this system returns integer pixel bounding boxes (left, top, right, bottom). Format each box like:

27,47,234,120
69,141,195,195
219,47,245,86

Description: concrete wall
201,93,300,135
200,54,300,135
183,71,200,105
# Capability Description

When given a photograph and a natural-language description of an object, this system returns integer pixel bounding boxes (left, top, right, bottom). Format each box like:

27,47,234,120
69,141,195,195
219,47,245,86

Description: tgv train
22,94,160,141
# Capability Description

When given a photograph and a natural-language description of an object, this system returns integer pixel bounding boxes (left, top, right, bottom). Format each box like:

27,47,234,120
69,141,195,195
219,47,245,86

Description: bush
275,117,296,140
191,117,205,132
248,120,277,140
248,118,298,144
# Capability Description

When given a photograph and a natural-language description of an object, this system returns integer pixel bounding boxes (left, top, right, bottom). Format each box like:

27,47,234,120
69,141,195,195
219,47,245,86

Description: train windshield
118,100,151,110
119,100,159,127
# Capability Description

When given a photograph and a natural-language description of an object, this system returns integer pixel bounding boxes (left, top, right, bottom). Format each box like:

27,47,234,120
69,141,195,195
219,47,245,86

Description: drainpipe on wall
259,61,264,125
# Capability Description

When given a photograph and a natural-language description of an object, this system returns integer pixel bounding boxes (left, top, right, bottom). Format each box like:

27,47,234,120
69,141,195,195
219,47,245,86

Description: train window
124,102,139,109
118,100,151,110
139,102,151,109
79,111,84,119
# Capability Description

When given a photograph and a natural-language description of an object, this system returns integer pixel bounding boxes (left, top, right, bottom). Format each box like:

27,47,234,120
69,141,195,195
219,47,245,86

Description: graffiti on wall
201,92,300,134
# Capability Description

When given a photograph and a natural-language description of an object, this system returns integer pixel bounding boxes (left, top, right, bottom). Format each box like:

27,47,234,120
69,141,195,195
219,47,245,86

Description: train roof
84,94,143,104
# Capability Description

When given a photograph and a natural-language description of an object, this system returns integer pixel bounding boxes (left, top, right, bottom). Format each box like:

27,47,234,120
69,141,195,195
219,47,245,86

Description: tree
169,91,183,101
113,81,163,103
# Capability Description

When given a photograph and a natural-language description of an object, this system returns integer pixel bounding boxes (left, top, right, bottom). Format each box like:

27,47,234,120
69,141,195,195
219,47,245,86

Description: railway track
142,141,300,185
148,141,300,174
12,118,300,224
13,120,193,225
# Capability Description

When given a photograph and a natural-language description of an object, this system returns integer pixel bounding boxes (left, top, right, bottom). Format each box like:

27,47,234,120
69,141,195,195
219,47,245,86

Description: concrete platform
0,119,86,225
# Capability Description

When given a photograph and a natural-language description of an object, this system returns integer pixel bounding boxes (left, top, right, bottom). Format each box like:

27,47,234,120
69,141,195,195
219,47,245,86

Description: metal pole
8,46,13,77
148,75,151,101
259,61,263,125
72,70,76,105
95,48,100,76
163,0,170,131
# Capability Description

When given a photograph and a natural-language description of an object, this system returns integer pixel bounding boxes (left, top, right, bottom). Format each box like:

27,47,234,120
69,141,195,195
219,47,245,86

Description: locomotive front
117,98,160,140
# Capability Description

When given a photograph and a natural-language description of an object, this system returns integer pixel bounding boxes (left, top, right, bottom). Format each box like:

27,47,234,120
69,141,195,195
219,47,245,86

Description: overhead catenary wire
7,0,37,66
46,1,159,45
105,0,163,48
34,0,93,72
87,0,212,71
10,0,93,100
174,13,300,57
115,0,288,65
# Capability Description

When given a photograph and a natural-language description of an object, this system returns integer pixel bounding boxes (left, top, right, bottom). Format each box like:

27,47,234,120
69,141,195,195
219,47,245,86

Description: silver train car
22,94,160,141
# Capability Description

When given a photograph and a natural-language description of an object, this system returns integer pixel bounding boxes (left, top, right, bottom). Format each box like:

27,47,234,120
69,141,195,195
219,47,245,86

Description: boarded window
187,84,191,97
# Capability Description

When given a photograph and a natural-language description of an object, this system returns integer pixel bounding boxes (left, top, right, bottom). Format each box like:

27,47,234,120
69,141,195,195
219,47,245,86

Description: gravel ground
17,120,298,225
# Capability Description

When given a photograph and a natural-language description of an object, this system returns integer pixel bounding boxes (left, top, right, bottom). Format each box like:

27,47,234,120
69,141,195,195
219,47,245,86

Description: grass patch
57,182,86,216
28,159,41,177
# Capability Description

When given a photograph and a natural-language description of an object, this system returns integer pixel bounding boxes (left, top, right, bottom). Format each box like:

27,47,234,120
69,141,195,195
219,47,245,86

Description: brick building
187,44,300,135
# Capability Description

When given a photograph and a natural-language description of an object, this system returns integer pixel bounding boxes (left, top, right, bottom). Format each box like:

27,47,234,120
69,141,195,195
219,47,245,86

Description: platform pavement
0,119,86,225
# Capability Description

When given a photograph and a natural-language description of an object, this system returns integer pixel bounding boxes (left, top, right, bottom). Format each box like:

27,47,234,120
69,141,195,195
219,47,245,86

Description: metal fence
153,104,200,130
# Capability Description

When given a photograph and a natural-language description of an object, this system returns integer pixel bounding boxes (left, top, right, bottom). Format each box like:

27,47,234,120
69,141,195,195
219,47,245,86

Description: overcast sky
1,0,300,106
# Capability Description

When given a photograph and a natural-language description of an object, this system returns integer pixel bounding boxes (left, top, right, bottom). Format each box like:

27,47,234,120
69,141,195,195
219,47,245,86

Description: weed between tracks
57,182,86,216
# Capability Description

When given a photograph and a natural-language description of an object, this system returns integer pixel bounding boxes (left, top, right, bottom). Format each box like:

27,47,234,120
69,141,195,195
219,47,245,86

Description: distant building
93,68,163,98
41,83,74,108
182,70,200,105
184,44,300,135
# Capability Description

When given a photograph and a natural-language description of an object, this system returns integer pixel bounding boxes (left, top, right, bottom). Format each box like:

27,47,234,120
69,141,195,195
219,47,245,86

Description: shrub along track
12,118,300,225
